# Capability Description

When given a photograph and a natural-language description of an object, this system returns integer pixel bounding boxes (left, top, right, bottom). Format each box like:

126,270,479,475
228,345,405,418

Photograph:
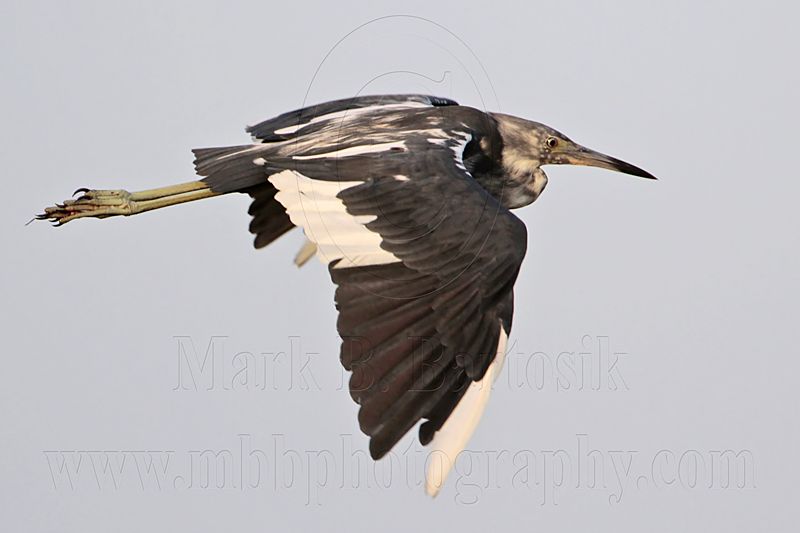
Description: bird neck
471,165,546,209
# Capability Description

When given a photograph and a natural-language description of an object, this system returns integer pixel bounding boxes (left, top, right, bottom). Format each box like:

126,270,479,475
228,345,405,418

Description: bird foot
35,189,135,226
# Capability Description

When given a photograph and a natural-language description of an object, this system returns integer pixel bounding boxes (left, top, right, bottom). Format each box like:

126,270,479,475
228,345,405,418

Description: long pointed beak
563,146,657,180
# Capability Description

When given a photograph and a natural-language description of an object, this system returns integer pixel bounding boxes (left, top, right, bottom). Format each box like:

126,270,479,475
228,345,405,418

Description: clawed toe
35,181,216,227
35,189,134,225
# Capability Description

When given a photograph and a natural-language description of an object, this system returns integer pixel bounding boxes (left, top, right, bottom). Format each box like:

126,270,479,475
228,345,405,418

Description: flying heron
36,94,656,495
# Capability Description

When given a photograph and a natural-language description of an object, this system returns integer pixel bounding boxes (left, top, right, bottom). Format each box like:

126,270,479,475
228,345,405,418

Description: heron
36,94,656,495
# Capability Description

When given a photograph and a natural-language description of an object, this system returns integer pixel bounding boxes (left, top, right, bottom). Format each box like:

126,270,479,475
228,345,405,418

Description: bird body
37,94,655,495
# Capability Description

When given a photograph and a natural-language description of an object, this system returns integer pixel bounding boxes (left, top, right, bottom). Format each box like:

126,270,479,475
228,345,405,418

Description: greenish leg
36,180,221,226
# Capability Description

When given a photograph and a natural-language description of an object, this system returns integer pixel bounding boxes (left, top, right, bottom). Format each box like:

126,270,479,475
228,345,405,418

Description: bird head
490,113,656,208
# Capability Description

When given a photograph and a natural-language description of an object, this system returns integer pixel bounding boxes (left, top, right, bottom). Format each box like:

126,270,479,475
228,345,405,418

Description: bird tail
192,145,276,194
192,144,296,250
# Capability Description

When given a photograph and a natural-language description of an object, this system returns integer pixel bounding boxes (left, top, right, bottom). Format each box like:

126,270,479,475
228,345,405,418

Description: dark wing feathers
329,143,526,458
191,95,524,460
245,183,294,249
247,94,458,142
192,146,293,249
418,372,471,445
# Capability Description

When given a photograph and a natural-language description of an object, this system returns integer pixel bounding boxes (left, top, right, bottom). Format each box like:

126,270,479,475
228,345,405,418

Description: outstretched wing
265,114,526,494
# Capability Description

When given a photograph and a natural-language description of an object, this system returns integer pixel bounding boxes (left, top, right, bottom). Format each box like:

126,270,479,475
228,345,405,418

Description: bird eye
546,137,559,149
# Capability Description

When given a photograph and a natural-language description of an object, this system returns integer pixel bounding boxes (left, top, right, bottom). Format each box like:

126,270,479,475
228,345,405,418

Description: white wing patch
268,102,431,138
451,133,472,171
268,170,401,268
427,131,472,171
424,323,508,497
292,141,406,160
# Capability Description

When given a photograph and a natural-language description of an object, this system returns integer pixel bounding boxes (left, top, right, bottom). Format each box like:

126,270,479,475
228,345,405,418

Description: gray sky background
2,1,798,531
